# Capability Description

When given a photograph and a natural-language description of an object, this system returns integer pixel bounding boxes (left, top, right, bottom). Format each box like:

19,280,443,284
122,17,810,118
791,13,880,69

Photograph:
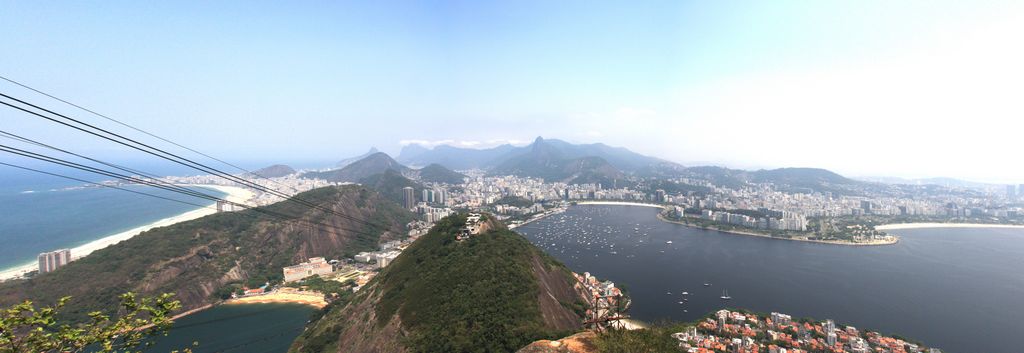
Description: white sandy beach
0,184,254,281
876,222,1024,230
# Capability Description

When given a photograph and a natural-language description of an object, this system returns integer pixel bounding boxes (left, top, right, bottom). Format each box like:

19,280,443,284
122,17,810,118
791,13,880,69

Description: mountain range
395,137,869,193
397,137,663,172
305,137,969,195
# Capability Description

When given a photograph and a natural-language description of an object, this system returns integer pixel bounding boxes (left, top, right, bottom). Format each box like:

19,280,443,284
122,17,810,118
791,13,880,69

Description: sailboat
720,289,731,300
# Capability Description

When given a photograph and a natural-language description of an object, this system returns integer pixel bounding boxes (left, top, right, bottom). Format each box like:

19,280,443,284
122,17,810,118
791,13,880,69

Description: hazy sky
2,1,1022,182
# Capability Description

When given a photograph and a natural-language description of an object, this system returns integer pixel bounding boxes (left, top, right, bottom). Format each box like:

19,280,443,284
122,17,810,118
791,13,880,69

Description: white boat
720,290,731,300
681,292,689,295
666,240,673,244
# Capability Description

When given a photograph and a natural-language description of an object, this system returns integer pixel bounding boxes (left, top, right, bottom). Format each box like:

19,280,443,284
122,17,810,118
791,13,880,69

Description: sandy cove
224,289,327,309
0,184,254,281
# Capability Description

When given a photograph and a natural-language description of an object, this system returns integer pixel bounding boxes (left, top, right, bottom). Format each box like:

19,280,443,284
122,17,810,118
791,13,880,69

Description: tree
0,292,190,353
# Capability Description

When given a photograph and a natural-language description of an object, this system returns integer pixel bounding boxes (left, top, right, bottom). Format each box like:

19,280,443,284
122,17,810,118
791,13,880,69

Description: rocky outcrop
517,331,599,353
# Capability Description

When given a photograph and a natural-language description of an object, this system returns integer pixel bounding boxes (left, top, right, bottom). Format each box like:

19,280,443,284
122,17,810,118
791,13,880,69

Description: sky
1,1,1023,182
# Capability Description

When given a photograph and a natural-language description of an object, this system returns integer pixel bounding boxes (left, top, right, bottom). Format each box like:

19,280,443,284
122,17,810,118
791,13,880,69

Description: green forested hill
0,186,414,323
290,214,585,353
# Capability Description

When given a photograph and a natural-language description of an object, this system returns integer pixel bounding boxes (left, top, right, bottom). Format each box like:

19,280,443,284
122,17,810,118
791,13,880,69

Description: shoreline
509,207,567,229
575,201,666,209
656,213,899,246
876,222,1024,230
0,184,254,281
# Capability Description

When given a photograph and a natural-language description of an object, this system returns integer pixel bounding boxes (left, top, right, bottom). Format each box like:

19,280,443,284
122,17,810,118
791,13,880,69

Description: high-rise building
860,200,873,213
823,319,835,334
655,189,667,203
434,189,447,205
403,187,416,209
1007,185,1017,199
37,249,71,274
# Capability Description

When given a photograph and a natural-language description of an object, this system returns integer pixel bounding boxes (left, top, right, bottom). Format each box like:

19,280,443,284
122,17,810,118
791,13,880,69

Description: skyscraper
37,249,71,274
403,187,416,209
434,189,447,205
1007,185,1017,199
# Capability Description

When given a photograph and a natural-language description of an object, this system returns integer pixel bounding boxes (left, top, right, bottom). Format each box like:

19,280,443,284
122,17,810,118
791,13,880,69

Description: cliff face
0,186,414,322
290,215,587,353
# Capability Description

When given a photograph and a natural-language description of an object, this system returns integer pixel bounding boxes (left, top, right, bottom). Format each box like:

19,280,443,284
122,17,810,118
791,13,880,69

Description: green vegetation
285,275,352,297
292,214,584,353
359,169,425,206
417,163,466,184
0,186,413,323
493,195,535,208
377,215,571,352
0,293,186,353
490,140,624,186
594,324,690,353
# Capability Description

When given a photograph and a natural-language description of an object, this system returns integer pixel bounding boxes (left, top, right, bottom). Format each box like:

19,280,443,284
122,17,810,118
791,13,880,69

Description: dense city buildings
161,173,335,206
672,309,942,353
576,271,627,329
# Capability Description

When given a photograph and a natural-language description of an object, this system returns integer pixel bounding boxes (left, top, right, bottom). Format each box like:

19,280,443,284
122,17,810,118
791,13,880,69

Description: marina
516,204,1024,353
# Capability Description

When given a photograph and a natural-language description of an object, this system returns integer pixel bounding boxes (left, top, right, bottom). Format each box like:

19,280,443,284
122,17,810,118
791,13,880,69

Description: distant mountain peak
308,152,411,182
336,147,384,168
249,164,296,178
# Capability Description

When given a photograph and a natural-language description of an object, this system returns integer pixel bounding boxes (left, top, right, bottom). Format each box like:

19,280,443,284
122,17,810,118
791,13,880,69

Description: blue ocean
0,168,224,271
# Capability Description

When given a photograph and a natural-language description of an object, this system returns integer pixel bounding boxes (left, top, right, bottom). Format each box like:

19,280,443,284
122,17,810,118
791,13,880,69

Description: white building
282,257,333,282
37,249,71,274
